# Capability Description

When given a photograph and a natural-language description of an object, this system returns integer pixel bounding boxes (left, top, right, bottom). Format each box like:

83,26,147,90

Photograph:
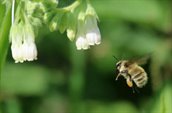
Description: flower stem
11,0,15,24
69,43,86,113
63,1,80,12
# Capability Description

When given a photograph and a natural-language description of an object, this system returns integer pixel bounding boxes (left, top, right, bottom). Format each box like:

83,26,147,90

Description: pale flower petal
11,44,24,63
22,42,37,61
10,20,38,63
85,16,101,46
86,28,101,45
76,36,89,50
75,19,90,50
75,14,101,50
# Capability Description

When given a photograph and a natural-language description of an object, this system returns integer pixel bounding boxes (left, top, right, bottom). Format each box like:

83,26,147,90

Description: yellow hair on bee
126,78,133,87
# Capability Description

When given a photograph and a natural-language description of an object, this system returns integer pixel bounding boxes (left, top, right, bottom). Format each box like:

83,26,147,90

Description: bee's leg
134,86,140,93
132,86,140,93
132,82,140,93
132,86,135,93
115,73,121,80
126,75,136,93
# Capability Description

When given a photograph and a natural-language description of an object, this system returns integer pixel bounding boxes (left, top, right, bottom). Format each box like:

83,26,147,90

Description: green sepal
49,15,58,32
85,3,99,21
49,11,64,32
78,11,86,21
42,0,58,11
58,12,70,34
22,1,43,37
44,11,55,24
66,12,77,41
42,0,58,24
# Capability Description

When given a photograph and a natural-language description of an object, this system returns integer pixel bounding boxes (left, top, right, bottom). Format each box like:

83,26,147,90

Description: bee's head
115,60,131,80
116,60,130,72
116,61,122,70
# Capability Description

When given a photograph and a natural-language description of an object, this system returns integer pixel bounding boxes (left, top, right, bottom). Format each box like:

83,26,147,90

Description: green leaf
151,84,172,113
0,2,5,27
0,4,11,75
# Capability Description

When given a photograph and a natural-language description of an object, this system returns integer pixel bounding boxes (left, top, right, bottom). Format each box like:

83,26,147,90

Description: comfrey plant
1,0,101,63
76,4,101,50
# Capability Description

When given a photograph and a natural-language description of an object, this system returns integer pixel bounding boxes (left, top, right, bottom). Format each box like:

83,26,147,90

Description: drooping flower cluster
8,0,101,63
10,20,37,63
9,0,40,63
75,4,101,50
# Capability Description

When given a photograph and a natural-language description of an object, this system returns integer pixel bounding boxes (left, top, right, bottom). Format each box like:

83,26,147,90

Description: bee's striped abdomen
132,72,148,88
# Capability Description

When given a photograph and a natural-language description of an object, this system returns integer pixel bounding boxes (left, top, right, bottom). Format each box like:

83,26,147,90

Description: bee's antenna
121,53,125,60
113,55,119,61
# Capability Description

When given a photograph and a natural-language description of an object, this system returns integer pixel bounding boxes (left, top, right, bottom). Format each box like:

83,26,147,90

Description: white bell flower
76,36,89,50
10,23,25,63
85,16,101,45
10,21,37,63
22,23,37,61
75,19,90,50
11,44,24,63
22,39,37,61
75,4,101,50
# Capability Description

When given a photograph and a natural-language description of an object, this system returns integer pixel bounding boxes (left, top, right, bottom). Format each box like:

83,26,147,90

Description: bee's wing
136,55,150,65
130,54,151,65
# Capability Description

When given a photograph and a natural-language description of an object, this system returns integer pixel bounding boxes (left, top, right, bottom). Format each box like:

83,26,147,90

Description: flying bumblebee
114,56,149,90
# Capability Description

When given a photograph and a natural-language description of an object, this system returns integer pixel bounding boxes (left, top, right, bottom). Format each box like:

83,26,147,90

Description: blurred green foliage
1,0,172,113
1,64,49,95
